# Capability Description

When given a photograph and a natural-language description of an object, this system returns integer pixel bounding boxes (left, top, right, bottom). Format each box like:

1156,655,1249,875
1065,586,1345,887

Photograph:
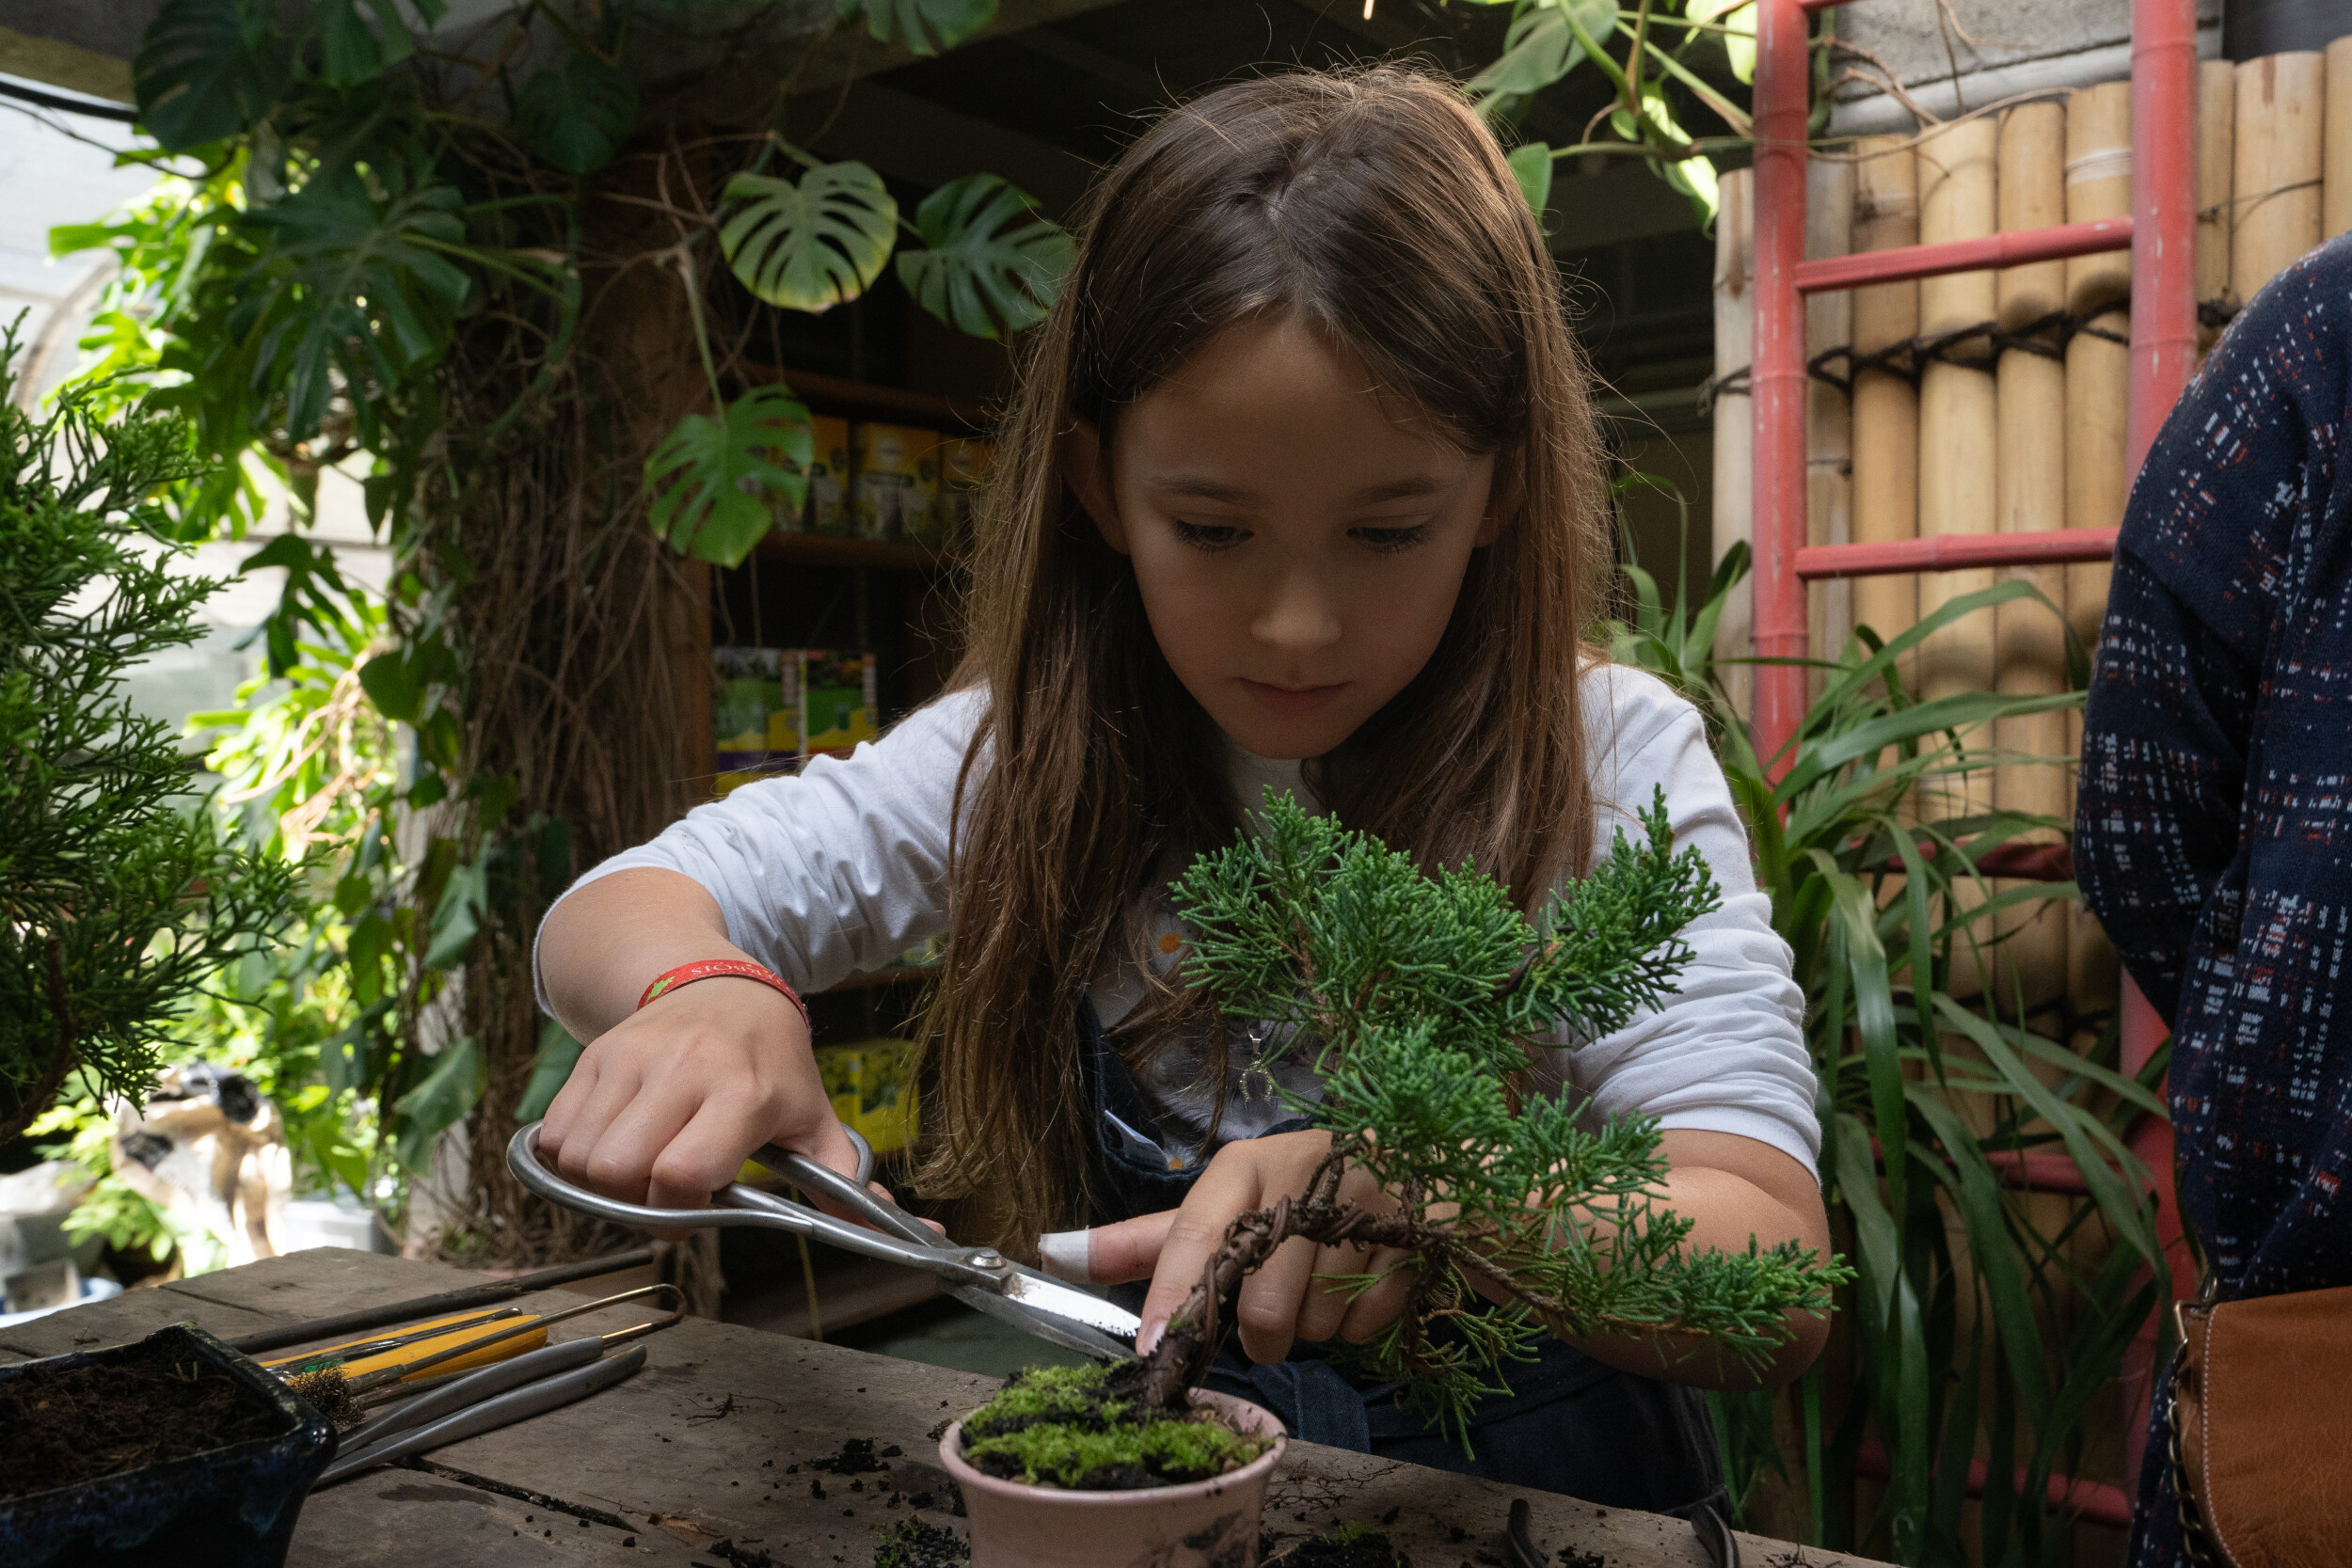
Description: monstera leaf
644,386,813,566
135,0,288,150
896,175,1072,341
835,0,997,55
228,172,473,442
516,51,639,173
1466,0,1615,103
719,163,898,314
310,0,446,87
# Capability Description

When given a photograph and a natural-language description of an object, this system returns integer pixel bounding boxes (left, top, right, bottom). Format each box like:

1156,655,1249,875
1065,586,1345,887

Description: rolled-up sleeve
1535,668,1821,1176
531,688,986,1010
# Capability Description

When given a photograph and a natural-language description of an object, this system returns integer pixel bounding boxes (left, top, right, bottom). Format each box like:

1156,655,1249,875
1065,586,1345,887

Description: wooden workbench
0,1249,1873,1568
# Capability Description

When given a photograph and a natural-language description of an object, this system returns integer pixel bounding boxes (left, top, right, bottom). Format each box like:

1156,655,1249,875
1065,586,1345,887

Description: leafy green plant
0,324,301,1142
45,0,1079,1257
1608,545,2163,1564
1136,789,1847,1443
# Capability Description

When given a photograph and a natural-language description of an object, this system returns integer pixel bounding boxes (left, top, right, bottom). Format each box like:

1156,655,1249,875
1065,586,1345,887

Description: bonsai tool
222,1245,656,1357
273,1283,682,1422
312,1342,650,1487
510,1119,1142,1361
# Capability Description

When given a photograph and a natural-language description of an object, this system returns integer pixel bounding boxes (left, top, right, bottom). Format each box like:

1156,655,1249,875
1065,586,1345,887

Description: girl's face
1063,314,1506,761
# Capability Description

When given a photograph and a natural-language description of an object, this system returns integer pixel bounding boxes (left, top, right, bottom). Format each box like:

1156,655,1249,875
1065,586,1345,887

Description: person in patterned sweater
2075,233,2352,1565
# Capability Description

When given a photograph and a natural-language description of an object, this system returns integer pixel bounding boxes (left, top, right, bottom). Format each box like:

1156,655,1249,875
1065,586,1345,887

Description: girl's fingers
1233,1232,1325,1364
538,1049,599,1151
1293,1239,1370,1344
1139,1160,1267,1354
1338,1246,1418,1342
1047,1210,1175,1285
646,1093,784,1213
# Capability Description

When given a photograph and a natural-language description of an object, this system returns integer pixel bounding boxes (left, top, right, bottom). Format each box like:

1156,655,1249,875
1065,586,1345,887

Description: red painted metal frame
1854,1442,2137,1528
1796,216,2133,293
1744,0,2202,1516
1796,528,2121,579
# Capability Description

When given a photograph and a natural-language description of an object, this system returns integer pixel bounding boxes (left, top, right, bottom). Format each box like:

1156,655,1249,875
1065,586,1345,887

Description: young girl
536,67,1827,1510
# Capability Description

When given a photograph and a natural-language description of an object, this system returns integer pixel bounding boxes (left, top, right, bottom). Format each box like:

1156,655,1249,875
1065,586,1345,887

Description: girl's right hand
537,975,861,1223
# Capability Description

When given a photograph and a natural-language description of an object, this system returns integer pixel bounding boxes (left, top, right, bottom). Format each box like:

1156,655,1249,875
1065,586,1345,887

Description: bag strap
2167,1275,2224,1566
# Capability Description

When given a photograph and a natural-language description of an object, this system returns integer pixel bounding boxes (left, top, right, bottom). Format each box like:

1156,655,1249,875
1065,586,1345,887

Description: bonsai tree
964,787,1845,1488
0,326,299,1142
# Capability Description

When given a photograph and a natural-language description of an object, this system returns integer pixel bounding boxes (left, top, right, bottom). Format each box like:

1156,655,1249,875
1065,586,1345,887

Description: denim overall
1079,1000,1727,1511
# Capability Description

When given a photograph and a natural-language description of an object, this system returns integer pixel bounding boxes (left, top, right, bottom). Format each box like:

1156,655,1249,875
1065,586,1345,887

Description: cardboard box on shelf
929,437,993,546
803,415,851,534
799,649,878,758
815,1037,920,1154
712,646,793,798
850,422,938,542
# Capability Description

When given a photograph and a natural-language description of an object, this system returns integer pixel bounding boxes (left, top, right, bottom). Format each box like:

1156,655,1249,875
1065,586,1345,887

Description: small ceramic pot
939,1387,1287,1568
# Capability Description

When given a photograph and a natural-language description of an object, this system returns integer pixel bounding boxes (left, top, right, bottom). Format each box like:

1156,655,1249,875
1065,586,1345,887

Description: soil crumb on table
1267,1523,1406,1565
0,1345,289,1497
874,1516,968,1566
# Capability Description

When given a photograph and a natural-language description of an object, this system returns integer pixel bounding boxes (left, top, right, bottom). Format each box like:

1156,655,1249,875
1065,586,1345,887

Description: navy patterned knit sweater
2075,235,2352,1563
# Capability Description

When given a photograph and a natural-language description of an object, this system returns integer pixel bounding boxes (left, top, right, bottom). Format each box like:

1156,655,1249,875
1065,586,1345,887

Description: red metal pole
2119,0,2201,1484
1748,0,1811,771
1795,216,2134,294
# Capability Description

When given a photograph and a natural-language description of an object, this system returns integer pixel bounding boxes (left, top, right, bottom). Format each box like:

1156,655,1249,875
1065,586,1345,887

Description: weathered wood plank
292,1468,712,1565
23,1251,1887,1568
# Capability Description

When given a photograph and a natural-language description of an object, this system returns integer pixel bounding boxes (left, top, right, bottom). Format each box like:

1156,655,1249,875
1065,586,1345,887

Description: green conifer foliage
1140,789,1847,1442
0,327,299,1140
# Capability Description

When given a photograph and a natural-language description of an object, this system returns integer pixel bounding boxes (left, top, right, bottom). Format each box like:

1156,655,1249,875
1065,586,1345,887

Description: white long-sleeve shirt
533,663,1820,1177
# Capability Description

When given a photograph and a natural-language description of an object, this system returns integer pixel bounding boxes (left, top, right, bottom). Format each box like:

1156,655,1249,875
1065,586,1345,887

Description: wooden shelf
738,364,991,432
754,531,955,572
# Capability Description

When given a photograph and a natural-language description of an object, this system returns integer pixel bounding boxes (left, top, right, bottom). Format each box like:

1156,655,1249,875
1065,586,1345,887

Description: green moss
960,1363,1130,1439
959,1364,1270,1491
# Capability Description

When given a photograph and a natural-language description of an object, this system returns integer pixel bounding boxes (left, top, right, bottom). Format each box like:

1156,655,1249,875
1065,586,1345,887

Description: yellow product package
815,1037,921,1154
799,648,878,757
711,646,787,798
850,423,938,541
804,415,851,534
933,437,993,546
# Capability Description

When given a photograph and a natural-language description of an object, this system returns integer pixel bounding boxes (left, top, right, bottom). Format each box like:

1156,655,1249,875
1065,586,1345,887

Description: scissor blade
998,1268,1142,1342
945,1279,1135,1363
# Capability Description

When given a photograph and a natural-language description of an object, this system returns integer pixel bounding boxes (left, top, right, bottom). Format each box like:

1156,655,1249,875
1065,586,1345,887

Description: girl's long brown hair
917,66,1612,1250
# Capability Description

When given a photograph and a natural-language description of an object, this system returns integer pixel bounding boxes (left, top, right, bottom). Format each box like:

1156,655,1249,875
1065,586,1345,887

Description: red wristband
637,959,809,1030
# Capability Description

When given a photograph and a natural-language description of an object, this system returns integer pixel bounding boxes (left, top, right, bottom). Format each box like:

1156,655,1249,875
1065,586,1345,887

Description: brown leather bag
2169,1281,2352,1567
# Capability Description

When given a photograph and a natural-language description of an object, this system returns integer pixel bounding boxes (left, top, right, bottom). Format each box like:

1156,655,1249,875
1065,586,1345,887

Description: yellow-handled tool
261,1307,547,1386
272,1285,679,1422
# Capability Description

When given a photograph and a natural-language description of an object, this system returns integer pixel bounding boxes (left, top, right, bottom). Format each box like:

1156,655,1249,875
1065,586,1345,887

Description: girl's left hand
1081,1130,1421,1365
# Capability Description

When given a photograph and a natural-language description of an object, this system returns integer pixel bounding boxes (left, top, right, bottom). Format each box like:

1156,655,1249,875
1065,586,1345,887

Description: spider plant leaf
896,174,1072,340
643,386,813,567
720,163,898,314
835,0,998,55
1906,1089,2052,1427
1929,996,2164,1269
135,0,288,151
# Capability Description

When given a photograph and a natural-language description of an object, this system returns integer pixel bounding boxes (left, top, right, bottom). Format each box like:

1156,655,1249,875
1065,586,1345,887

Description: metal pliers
508,1120,1139,1361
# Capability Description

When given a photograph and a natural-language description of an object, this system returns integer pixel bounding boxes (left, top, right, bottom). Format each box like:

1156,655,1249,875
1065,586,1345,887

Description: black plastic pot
0,1321,338,1568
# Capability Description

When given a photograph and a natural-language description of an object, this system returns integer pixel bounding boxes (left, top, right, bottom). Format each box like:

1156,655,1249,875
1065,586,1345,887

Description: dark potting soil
873,1516,968,1567
0,1341,290,1497
1270,1526,1409,1566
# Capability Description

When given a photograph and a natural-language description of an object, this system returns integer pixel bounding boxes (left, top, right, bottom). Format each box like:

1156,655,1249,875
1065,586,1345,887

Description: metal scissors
508,1121,1140,1362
